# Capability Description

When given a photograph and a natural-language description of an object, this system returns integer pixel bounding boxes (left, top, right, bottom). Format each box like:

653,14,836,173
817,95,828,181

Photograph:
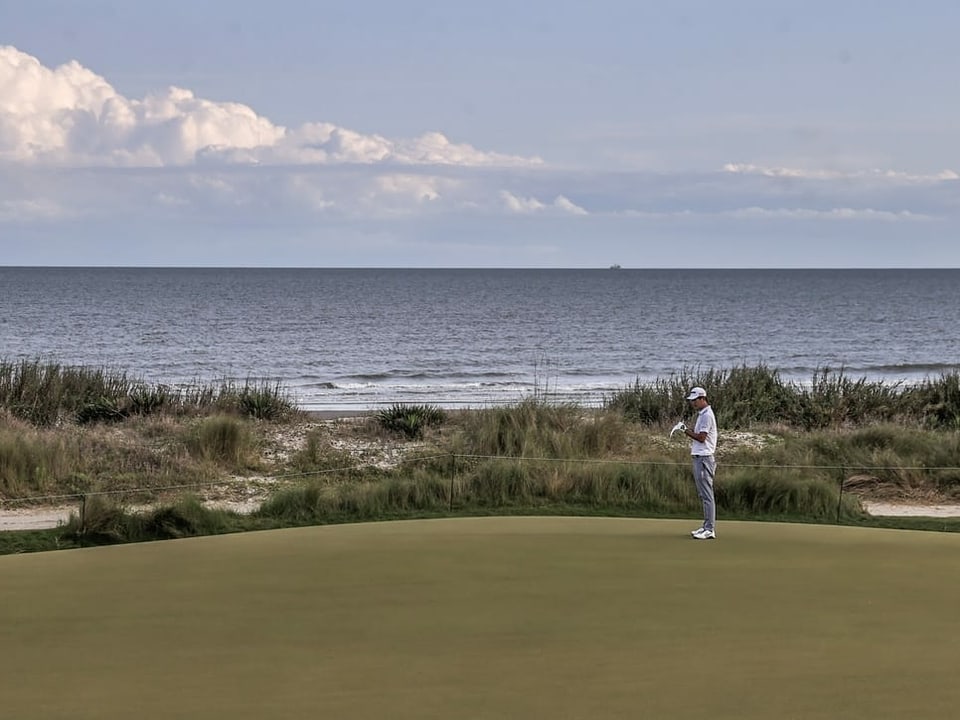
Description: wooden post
449,454,456,512
835,467,846,525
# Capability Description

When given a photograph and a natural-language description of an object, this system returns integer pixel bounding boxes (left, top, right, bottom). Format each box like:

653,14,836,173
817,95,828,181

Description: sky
1,0,959,267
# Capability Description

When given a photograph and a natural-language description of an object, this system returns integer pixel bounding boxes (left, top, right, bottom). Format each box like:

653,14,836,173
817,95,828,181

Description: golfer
683,387,718,539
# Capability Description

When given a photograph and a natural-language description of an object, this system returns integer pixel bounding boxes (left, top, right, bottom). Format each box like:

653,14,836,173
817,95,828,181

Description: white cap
686,387,707,400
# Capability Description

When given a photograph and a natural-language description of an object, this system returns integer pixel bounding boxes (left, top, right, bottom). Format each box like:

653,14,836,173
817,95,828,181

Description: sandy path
0,497,267,532
860,501,960,518
0,505,78,532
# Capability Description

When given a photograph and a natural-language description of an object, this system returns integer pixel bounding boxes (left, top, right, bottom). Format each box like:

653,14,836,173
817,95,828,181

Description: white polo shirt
691,405,717,456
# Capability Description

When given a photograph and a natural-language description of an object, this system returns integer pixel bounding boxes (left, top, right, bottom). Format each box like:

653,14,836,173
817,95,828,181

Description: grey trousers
692,455,716,531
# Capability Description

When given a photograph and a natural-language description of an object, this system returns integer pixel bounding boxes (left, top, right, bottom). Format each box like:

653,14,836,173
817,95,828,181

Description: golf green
2,517,958,719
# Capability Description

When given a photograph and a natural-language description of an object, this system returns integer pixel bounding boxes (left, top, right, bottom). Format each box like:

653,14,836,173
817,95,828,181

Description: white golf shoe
692,528,716,540
690,527,705,536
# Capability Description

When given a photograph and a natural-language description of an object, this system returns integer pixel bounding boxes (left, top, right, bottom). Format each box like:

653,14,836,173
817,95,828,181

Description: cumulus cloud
374,174,445,202
0,47,283,166
553,195,588,215
2,45,956,240
0,46,541,169
500,191,545,213
500,190,588,215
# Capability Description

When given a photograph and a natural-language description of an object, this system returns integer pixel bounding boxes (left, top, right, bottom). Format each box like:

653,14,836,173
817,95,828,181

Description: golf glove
669,421,686,437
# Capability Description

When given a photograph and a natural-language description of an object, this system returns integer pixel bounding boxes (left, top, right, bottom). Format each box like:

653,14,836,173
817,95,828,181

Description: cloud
553,195,588,215
374,174,444,202
723,163,959,184
0,47,282,166
0,197,68,222
500,190,588,215
1,43,956,252
618,206,931,222
500,190,545,213
722,207,933,222
0,45,542,169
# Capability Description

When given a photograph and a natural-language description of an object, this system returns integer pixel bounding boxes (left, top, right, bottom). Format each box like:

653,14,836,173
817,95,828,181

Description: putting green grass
2,517,959,719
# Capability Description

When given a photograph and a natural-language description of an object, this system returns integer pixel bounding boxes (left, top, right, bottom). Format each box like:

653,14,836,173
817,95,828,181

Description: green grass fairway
3,518,959,719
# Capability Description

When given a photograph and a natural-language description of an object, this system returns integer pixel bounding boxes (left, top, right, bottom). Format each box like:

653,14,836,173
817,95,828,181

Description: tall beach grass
606,364,960,429
0,358,297,425
3,362,959,554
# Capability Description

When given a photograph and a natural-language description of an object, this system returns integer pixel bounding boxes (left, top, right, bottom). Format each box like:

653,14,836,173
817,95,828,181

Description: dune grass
2,517,959,720
2,363,960,555
3,398,960,554
0,357,297,425
0,411,264,500
606,364,960,429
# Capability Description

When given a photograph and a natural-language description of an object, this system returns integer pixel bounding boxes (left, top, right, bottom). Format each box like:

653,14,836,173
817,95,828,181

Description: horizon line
2,265,957,271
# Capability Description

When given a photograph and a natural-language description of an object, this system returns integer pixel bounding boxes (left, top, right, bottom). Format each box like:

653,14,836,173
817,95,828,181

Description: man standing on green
683,387,718,540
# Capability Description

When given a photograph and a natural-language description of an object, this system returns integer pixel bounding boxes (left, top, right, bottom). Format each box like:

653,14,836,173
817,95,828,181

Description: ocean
2,267,958,411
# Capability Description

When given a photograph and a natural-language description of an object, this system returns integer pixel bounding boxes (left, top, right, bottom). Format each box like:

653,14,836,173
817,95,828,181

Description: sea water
2,267,958,410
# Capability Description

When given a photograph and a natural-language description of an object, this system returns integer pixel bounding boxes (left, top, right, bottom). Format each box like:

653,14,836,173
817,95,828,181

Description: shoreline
305,409,373,420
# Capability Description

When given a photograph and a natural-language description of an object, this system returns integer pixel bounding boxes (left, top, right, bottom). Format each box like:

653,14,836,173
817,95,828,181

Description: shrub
376,403,446,439
0,360,300,426
606,378,672,424
140,496,232,539
63,495,234,545
236,381,295,420
718,470,861,521
186,415,253,465
287,430,360,474
128,384,171,416
76,396,129,425
605,364,952,430
65,495,130,545
904,371,960,429
454,400,627,460
0,358,135,426
0,428,73,495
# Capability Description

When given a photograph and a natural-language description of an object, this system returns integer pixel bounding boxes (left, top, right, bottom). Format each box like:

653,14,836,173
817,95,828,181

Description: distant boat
609,264,622,270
